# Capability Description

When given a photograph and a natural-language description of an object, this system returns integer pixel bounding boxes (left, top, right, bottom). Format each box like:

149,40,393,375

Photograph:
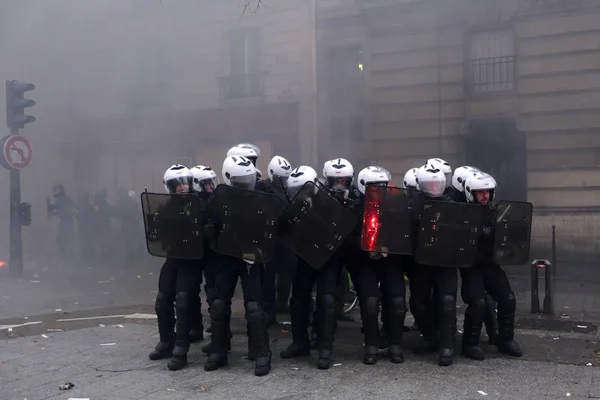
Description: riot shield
279,181,359,269
209,184,285,263
141,192,204,259
360,185,425,255
493,200,533,265
415,200,485,268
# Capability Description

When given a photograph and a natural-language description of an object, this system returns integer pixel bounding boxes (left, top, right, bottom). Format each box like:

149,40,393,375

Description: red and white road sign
2,135,32,169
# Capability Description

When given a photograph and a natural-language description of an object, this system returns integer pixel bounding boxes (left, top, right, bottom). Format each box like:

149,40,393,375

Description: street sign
1,135,32,170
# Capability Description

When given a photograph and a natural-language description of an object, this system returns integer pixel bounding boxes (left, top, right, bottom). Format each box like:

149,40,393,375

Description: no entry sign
1,135,33,170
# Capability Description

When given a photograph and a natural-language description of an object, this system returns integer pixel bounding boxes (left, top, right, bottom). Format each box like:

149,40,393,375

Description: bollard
530,259,554,316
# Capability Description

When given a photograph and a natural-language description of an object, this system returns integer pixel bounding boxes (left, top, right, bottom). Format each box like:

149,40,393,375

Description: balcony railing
219,72,266,102
470,56,515,93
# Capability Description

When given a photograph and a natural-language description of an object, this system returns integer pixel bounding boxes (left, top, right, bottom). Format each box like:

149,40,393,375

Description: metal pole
551,224,557,278
530,262,539,314
9,127,23,277
543,261,554,315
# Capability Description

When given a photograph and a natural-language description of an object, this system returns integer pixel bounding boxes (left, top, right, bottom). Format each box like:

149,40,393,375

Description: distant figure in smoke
47,184,77,259
77,193,96,260
115,189,142,262
92,188,114,262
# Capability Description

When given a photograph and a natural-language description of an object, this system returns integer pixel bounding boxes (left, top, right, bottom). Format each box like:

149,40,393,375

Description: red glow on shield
0,261,6,268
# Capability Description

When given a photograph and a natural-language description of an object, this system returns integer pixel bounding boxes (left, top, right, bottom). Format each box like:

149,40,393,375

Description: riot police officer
348,166,407,364
464,173,522,357
148,164,202,371
204,155,272,377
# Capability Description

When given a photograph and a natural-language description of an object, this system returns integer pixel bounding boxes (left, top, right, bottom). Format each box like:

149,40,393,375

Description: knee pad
245,301,265,323
175,292,190,310
155,292,173,311
361,296,379,316
501,292,516,312
440,294,456,313
473,297,486,310
390,296,406,314
211,298,227,315
319,294,337,315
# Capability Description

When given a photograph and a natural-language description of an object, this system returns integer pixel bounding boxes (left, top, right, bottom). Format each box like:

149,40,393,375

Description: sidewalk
1,318,599,400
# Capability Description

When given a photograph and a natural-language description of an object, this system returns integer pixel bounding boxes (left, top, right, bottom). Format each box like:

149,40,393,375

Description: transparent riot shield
415,200,485,268
493,200,533,265
279,181,359,269
209,184,285,263
360,185,425,255
140,192,204,259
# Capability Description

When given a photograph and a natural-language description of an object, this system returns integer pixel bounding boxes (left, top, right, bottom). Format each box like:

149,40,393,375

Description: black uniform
343,190,406,364
474,205,522,357
259,178,297,324
149,195,204,371
47,185,76,259
409,193,459,366
204,184,273,377
280,190,349,370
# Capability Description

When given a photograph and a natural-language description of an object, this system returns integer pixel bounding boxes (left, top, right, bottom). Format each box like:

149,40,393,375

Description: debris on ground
58,382,74,391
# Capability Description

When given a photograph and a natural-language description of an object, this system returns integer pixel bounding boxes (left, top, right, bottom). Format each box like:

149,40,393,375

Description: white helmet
267,155,292,184
357,166,390,195
190,164,219,193
322,160,333,179
464,172,496,203
403,168,419,190
227,143,260,165
163,164,193,194
324,158,354,192
287,165,318,197
452,166,481,193
416,163,446,198
427,158,452,188
128,190,136,198
222,155,257,191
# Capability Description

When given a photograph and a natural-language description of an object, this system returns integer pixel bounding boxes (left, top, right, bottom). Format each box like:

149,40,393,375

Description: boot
410,302,438,355
438,295,456,367
497,309,522,357
484,294,500,345
359,297,380,365
316,294,337,370
461,300,485,361
387,296,406,364
149,292,175,361
204,298,231,372
202,330,232,354
246,302,272,376
168,292,191,371
280,296,311,359
189,291,204,343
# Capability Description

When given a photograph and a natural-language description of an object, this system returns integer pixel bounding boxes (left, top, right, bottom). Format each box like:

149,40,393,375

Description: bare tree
239,0,266,16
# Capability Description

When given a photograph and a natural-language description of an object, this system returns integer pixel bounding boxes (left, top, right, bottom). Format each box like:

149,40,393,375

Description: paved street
1,259,600,399
1,316,599,400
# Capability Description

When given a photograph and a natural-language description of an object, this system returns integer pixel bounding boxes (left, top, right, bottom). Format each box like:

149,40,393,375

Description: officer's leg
240,262,272,376
409,265,437,354
435,267,458,367
381,260,406,363
460,268,486,361
203,255,217,334
263,258,277,325
189,260,204,343
314,258,343,370
355,256,380,365
336,266,354,322
281,259,315,358
484,264,522,357
483,293,499,344
149,261,176,360
276,248,297,314
204,258,238,371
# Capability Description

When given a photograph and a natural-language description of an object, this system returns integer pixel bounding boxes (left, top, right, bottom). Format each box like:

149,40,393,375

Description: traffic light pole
9,126,23,277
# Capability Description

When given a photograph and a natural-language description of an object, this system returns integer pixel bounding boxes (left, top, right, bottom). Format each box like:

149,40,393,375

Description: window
220,29,264,101
469,30,514,93
328,45,364,101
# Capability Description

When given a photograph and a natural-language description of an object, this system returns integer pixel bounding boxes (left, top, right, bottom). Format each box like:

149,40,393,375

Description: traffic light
6,80,36,130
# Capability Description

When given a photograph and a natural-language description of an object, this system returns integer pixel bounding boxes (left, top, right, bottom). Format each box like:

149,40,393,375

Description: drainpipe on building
310,0,319,166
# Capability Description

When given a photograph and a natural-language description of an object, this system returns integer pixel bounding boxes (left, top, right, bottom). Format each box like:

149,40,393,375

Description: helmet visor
420,180,445,198
166,176,193,194
230,174,256,191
